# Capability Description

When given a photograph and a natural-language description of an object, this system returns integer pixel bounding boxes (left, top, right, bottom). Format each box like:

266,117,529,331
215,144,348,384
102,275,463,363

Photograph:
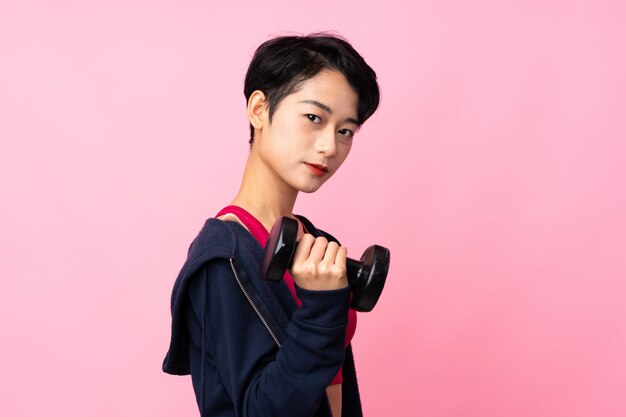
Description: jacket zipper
229,258,282,348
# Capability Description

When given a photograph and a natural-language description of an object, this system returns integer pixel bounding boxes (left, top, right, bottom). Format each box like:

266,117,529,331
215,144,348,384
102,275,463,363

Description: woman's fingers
290,235,348,291
334,245,347,267
292,233,315,265
322,241,340,264
309,236,329,263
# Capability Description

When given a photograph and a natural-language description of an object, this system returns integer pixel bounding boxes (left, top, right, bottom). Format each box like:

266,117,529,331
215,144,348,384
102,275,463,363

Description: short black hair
244,32,380,144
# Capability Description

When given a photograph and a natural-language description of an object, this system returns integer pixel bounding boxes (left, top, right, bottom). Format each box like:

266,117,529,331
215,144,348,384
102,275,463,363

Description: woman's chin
297,180,326,194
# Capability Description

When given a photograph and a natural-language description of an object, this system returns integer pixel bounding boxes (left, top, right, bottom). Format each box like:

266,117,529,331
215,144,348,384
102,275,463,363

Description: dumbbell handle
346,259,362,282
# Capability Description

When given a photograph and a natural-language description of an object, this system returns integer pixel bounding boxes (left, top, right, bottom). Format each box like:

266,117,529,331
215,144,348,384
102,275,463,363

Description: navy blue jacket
163,215,363,417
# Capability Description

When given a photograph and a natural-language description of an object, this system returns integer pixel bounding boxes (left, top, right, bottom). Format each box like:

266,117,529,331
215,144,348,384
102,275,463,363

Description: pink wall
1,1,625,416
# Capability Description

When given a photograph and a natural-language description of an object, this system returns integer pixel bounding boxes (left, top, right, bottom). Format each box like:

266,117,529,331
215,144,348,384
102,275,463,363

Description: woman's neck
229,152,299,232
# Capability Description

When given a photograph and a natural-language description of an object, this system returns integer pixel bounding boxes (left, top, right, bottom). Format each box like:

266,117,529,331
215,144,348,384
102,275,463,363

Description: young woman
163,33,380,417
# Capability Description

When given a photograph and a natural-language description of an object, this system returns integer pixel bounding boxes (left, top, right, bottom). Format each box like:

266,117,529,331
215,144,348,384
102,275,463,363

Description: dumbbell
260,216,390,312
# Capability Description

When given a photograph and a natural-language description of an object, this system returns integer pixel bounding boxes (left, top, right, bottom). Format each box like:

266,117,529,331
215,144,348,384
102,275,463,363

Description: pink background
1,1,625,416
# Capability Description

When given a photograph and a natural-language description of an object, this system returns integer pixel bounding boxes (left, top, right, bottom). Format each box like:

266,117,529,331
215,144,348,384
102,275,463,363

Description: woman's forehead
285,71,358,113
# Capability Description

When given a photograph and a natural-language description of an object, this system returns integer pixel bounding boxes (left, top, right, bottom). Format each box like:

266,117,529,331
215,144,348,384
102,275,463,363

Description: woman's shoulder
186,217,254,263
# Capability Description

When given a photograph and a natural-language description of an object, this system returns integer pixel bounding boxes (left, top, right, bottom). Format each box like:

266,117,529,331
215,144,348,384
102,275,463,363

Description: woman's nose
314,127,337,158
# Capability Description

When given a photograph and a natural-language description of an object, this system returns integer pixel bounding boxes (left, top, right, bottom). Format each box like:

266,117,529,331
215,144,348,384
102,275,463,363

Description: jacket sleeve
185,258,350,417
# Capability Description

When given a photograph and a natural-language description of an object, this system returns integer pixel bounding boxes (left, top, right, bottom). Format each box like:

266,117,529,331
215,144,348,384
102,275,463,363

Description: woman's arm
186,258,350,417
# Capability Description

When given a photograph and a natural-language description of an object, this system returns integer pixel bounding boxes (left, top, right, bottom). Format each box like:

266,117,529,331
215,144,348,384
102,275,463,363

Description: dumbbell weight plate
347,245,390,312
260,216,298,282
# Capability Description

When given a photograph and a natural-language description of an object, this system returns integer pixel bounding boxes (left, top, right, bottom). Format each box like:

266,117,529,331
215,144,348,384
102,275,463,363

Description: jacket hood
162,218,237,375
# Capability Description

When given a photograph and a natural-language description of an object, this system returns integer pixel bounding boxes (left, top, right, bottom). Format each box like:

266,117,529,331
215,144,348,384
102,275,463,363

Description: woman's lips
304,162,328,176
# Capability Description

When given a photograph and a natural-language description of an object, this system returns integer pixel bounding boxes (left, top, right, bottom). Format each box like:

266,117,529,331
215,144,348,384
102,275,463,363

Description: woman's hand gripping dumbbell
260,217,390,312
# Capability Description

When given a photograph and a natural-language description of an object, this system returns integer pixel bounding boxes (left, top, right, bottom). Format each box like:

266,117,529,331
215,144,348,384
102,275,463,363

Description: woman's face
255,69,359,194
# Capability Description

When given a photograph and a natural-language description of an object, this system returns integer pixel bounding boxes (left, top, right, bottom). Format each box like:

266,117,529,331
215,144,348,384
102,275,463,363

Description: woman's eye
338,128,354,138
306,114,322,124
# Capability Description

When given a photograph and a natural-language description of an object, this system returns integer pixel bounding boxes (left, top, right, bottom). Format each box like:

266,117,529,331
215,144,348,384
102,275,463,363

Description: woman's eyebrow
297,99,359,124
298,99,332,113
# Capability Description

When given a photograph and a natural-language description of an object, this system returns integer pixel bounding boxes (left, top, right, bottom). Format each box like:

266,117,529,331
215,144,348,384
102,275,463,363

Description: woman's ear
247,90,268,130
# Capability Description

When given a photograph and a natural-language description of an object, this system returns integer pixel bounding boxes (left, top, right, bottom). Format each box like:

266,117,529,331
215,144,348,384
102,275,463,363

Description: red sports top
216,205,357,384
